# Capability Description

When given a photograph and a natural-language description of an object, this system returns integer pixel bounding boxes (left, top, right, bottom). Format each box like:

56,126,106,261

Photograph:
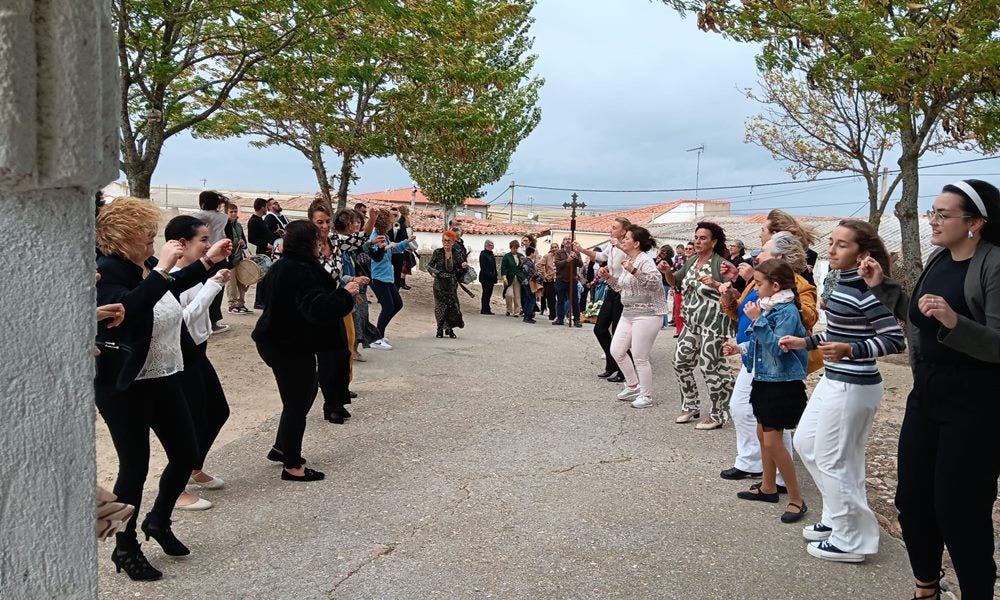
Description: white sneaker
616,385,640,401
631,394,654,409
371,339,392,350
802,522,833,542
806,541,865,563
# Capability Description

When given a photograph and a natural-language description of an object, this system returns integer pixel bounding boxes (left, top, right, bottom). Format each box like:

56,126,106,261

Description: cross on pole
562,193,586,327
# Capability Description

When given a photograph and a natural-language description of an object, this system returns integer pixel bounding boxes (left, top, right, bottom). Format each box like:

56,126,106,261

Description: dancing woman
863,180,1000,599
427,230,469,338
599,225,668,409
96,198,229,580
253,221,360,481
658,222,735,429
779,220,905,564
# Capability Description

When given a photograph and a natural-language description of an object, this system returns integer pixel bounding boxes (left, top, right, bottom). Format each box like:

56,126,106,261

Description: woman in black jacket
252,220,360,481
95,198,231,581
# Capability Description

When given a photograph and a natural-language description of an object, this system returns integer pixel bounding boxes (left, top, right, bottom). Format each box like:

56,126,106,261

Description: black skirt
750,379,807,430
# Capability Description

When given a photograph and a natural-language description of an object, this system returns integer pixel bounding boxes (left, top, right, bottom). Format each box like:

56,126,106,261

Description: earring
968,230,974,239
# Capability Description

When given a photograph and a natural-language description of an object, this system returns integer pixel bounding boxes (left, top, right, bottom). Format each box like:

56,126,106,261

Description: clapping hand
858,256,884,289
207,239,233,265
918,293,958,329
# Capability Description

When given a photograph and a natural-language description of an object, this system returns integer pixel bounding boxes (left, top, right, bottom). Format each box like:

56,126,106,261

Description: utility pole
200,177,207,189
686,145,704,199
508,180,515,224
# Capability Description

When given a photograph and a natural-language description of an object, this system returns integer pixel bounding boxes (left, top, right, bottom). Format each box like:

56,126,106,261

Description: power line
513,155,1000,194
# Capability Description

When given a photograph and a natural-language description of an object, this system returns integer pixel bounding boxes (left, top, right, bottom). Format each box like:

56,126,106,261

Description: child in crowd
723,259,808,524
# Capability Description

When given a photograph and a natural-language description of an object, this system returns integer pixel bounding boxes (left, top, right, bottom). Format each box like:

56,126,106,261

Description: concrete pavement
97,312,913,599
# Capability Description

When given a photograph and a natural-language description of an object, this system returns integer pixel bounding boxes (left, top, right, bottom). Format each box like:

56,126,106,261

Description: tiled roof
548,200,732,233
352,187,488,207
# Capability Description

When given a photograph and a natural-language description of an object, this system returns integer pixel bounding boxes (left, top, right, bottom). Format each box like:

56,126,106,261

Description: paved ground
97,312,914,599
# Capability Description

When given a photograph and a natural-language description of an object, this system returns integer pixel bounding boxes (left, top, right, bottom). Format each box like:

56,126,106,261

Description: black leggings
896,368,999,599
257,344,317,469
179,342,230,469
96,375,199,547
371,279,402,339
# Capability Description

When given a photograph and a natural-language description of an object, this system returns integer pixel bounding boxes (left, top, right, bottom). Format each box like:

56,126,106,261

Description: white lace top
135,292,185,380
606,252,669,316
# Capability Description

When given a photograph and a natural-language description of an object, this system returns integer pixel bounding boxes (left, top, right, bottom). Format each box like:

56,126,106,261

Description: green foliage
394,0,543,219
113,0,337,196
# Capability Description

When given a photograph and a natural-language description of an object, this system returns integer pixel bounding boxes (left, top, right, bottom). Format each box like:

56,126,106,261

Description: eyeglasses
925,209,971,224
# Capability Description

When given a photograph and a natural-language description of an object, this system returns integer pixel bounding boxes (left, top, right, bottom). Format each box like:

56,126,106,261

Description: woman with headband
861,180,1000,600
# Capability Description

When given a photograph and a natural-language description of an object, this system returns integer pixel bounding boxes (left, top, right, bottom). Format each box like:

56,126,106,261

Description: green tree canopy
664,0,1000,288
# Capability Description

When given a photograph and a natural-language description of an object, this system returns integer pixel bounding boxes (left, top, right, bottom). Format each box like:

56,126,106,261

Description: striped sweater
805,269,905,385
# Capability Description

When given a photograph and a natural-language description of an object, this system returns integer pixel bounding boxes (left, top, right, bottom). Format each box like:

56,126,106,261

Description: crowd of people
93,180,1000,599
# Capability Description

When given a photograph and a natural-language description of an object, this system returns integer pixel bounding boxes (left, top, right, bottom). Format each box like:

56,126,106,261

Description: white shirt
172,270,223,345
593,241,628,279
136,293,185,380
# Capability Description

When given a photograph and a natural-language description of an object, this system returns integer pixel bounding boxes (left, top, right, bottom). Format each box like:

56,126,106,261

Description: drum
235,254,272,286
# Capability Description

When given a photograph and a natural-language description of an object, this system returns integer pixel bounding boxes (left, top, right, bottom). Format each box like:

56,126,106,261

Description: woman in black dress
427,229,469,338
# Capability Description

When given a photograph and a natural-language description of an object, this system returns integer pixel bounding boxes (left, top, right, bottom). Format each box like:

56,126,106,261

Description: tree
393,0,543,227
198,2,404,210
113,0,333,198
745,71,962,229
665,0,1000,288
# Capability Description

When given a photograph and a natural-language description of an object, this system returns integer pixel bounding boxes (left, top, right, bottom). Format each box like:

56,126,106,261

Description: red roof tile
548,200,732,233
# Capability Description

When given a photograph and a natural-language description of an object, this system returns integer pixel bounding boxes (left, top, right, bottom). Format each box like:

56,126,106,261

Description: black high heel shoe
111,545,162,581
141,514,190,556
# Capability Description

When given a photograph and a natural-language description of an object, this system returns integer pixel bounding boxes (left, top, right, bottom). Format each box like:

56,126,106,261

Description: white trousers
610,314,661,398
793,376,882,554
731,365,793,485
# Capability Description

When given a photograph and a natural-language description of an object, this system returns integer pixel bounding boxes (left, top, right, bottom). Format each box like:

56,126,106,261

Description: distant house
544,199,732,249
351,188,490,218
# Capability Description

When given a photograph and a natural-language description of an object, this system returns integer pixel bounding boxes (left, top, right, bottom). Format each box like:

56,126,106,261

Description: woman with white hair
719,231,820,504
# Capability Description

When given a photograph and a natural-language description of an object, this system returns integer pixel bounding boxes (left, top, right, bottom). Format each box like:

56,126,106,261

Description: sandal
912,570,943,599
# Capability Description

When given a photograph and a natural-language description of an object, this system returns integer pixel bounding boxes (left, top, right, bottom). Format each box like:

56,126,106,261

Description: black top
909,253,984,366
95,255,207,390
263,213,284,236
247,214,276,254
252,255,356,353
478,250,498,284
801,248,819,286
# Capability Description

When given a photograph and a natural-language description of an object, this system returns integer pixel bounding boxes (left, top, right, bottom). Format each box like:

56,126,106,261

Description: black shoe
401,284,411,290
737,488,780,503
325,414,345,424
281,467,325,482
523,318,536,323
672,333,680,338
780,501,808,523
573,322,583,328
337,405,351,419
607,373,626,383
597,370,615,378
349,390,358,399
480,310,494,315
267,447,306,464
720,467,763,480
436,329,444,338
111,546,162,581
446,329,456,339
750,482,788,494
552,320,564,326
549,316,556,321
141,514,190,556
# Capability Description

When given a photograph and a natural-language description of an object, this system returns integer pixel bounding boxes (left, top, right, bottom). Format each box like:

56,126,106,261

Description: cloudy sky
150,0,998,217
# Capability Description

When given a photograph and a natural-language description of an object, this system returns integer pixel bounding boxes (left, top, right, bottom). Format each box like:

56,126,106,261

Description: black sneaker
802,522,833,542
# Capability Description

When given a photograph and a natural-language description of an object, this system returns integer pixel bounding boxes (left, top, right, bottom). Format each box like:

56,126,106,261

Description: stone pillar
0,1,119,597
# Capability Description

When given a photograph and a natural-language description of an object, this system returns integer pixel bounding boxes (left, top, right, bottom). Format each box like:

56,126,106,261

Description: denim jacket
740,301,808,382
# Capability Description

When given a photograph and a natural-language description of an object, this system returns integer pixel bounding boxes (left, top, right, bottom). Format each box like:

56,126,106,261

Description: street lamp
686,144,705,199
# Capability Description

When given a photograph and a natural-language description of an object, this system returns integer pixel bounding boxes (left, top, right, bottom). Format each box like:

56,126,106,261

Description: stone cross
1,1,119,596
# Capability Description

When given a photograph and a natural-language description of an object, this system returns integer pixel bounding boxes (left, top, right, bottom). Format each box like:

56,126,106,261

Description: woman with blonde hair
764,209,819,284
95,198,231,580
